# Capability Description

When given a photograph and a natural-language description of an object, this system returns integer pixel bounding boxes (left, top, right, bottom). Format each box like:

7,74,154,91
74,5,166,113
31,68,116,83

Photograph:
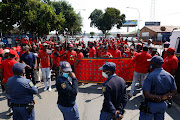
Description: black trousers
26,69,36,85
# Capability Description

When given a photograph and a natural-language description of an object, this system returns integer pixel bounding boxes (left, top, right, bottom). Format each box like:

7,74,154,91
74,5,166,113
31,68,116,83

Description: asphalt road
0,81,180,120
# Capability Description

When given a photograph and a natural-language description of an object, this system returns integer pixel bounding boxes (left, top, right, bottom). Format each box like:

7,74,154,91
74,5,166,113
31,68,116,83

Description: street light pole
127,7,140,40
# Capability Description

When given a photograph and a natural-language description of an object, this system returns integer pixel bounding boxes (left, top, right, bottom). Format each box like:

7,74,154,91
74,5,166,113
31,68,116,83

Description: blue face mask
62,72,69,78
150,64,155,70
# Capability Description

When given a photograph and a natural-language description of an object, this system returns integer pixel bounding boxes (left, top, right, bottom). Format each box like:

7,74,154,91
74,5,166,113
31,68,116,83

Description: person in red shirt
59,45,66,61
14,41,21,53
101,46,113,58
74,46,84,66
65,44,77,72
19,43,26,58
0,49,18,115
88,43,96,58
38,43,52,91
162,47,179,76
112,45,122,58
129,46,152,97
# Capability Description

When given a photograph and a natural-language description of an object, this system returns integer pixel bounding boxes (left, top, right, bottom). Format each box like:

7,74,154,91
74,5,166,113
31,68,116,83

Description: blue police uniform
7,63,38,120
56,61,79,120
140,67,177,120
99,62,128,120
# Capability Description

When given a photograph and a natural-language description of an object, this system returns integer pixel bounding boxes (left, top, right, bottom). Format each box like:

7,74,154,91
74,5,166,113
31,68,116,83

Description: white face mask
102,72,109,78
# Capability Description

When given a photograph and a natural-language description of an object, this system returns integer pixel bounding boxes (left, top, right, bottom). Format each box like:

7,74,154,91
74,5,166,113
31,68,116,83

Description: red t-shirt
15,46,21,52
77,52,84,60
0,58,18,83
89,47,96,58
131,51,152,73
38,50,51,68
51,50,60,66
112,49,122,58
101,52,112,58
19,50,25,58
66,50,77,65
59,50,66,61
162,55,179,75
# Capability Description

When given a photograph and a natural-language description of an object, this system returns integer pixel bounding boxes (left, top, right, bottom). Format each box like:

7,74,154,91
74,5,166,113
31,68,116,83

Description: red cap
33,45,37,48
5,47,10,49
167,47,175,53
9,49,17,55
68,44,74,47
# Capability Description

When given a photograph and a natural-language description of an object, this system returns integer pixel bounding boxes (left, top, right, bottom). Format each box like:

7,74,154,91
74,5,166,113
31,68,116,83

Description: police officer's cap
147,56,164,65
99,62,116,71
60,61,72,72
12,63,26,73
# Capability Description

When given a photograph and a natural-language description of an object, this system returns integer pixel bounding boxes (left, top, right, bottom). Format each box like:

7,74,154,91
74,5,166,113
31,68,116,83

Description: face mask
62,72,69,78
150,64,155,70
102,72,109,78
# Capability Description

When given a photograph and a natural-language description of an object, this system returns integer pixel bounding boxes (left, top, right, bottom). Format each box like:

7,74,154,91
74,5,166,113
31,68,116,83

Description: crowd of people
0,36,179,120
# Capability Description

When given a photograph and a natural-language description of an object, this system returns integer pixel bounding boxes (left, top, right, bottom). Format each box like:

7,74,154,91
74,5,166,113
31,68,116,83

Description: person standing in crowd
38,43,52,91
74,46,84,67
111,44,122,58
129,46,152,97
7,63,38,120
162,42,170,59
99,62,128,120
82,44,89,58
139,56,177,120
19,43,26,58
56,61,79,120
151,47,160,57
2,49,9,61
88,42,96,58
7,37,12,48
0,49,18,115
20,45,37,85
14,41,21,53
101,46,113,58
66,44,77,72
162,47,178,76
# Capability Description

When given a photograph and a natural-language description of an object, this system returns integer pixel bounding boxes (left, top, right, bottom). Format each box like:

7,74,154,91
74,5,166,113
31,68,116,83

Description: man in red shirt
75,46,84,67
162,47,178,76
88,43,96,58
38,43,52,91
0,49,18,115
14,41,21,53
112,45,122,58
129,46,152,97
19,43,26,58
101,46,113,58
66,44,77,72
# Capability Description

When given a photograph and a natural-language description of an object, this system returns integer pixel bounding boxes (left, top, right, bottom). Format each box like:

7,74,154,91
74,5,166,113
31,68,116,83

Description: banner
75,58,134,83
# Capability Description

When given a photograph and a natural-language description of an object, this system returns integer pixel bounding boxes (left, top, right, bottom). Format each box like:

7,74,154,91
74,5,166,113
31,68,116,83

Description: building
140,26,180,42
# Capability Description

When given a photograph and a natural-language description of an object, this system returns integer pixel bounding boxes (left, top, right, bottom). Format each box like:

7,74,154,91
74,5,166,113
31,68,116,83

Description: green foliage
90,32,95,37
51,1,82,35
89,8,126,37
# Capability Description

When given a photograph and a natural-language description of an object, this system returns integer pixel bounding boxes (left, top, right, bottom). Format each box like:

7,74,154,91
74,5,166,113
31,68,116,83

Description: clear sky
55,0,180,33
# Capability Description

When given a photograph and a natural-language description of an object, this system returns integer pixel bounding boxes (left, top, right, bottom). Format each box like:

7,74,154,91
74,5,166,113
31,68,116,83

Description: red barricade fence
75,58,135,83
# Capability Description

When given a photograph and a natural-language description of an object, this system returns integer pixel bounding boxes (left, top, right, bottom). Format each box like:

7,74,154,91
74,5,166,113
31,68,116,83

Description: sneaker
44,87,47,91
48,88,52,91
128,93,133,98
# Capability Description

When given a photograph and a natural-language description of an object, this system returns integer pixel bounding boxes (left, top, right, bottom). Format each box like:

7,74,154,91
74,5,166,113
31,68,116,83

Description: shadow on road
78,84,102,94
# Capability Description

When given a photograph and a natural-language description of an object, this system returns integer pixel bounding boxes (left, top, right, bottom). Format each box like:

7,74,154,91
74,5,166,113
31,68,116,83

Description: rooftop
143,26,180,33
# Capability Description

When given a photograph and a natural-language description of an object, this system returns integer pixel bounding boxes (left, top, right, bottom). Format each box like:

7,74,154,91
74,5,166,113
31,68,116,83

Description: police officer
56,61,79,120
99,62,128,120
7,63,38,120
139,56,177,120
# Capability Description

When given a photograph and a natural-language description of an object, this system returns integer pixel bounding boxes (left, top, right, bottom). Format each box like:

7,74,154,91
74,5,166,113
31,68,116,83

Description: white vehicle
169,29,180,60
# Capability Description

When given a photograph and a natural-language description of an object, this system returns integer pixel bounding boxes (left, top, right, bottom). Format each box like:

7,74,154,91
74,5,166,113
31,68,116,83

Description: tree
0,0,65,38
51,1,82,36
90,32,95,37
89,8,126,37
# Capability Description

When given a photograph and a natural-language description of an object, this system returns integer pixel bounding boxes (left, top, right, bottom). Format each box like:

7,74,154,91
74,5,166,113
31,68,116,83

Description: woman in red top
101,46,112,58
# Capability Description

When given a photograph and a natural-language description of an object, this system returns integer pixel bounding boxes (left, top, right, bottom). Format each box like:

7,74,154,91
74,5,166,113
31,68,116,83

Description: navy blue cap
99,62,116,71
147,56,164,65
12,63,26,73
60,61,72,72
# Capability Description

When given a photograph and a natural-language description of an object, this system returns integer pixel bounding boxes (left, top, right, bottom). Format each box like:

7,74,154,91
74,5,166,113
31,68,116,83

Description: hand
113,111,123,120
26,65,31,69
34,66,37,70
161,93,172,101
68,71,76,79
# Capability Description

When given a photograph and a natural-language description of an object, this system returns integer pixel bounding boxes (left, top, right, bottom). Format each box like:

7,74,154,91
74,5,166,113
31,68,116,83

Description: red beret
5,47,10,49
9,49,17,55
167,47,175,53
